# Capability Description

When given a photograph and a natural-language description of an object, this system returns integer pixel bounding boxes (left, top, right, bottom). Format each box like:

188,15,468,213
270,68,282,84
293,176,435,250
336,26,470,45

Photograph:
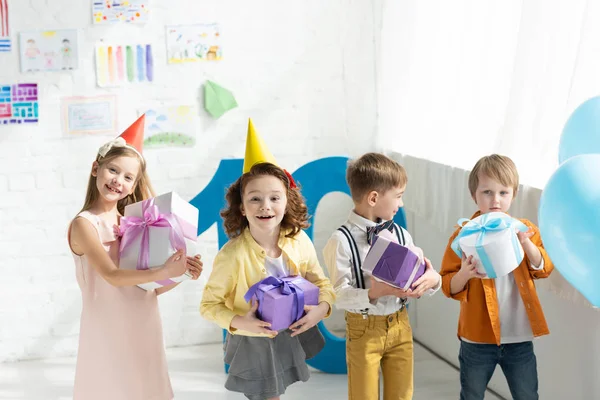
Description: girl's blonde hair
79,145,155,216
221,162,309,239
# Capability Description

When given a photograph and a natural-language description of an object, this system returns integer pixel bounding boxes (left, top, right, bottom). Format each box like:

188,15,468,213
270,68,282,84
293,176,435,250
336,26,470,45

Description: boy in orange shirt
440,154,553,400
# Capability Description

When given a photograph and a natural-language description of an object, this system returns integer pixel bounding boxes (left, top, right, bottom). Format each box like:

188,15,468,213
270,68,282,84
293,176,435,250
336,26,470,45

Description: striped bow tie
366,220,394,245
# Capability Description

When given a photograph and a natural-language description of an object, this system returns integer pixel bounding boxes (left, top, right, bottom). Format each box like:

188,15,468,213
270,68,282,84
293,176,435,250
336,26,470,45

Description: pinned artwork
0,0,11,52
0,83,39,124
166,23,221,63
19,30,78,72
96,43,153,87
92,1,149,24
139,106,197,148
61,95,118,135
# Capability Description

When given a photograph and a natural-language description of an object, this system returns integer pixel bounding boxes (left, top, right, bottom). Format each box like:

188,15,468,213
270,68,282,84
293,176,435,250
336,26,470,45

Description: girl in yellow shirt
200,162,335,400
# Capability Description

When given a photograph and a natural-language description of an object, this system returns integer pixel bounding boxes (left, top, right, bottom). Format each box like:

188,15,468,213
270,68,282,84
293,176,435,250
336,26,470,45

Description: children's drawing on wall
92,0,149,24
19,30,78,72
0,83,38,124
61,95,118,135
138,106,197,148
0,0,10,52
96,43,154,87
61,38,74,69
23,39,40,68
166,23,221,64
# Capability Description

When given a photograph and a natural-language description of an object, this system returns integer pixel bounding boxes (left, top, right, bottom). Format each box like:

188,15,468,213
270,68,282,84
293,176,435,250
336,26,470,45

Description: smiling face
473,173,514,214
371,185,405,221
92,155,140,203
241,175,288,235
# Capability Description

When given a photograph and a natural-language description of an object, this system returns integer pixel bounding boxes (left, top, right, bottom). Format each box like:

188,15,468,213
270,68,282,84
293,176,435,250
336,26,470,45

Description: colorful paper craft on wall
96,43,153,87
0,83,38,124
19,30,78,72
139,106,196,148
166,24,221,64
92,0,149,24
204,80,237,118
61,95,117,135
0,0,10,52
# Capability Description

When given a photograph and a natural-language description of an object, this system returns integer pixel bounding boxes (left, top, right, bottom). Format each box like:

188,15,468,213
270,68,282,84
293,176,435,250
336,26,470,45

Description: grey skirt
224,326,325,400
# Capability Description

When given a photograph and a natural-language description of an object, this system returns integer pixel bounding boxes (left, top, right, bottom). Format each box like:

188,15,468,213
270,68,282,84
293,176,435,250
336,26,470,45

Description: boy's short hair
346,153,407,202
468,154,519,197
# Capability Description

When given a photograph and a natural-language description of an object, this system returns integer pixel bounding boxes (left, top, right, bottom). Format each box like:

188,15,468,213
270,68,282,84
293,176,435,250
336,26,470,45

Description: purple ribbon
119,198,187,285
244,276,306,322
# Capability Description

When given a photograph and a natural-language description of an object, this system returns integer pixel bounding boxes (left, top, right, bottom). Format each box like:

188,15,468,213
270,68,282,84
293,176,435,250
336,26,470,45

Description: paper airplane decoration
203,80,237,118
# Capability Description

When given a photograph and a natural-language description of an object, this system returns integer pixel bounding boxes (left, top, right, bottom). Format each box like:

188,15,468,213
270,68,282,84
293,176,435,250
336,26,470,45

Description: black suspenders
338,223,408,314
392,223,405,246
337,226,365,289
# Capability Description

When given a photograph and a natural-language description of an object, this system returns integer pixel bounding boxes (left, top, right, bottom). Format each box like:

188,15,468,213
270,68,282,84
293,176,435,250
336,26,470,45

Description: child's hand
186,254,203,280
410,257,441,297
517,229,535,244
163,249,187,278
289,302,330,337
516,228,543,266
113,224,122,239
230,299,278,336
368,276,413,300
458,253,487,280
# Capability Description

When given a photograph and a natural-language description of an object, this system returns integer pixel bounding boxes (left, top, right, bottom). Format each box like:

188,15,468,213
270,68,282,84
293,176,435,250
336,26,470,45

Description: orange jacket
440,211,554,345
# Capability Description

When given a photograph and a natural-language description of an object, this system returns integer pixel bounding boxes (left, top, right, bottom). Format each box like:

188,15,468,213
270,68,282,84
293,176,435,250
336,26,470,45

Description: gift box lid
454,211,527,250
363,235,417,273
123,192,199,239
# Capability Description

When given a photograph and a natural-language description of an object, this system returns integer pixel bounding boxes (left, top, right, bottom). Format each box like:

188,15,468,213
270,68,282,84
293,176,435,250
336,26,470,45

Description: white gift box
456,212,526,279
119,192,199,291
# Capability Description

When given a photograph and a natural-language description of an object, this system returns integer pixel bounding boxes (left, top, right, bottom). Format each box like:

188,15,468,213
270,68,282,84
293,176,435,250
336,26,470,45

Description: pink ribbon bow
119,198,187,285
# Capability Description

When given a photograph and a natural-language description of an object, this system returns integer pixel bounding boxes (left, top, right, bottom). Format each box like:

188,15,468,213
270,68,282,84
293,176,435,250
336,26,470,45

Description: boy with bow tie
323,152,441,400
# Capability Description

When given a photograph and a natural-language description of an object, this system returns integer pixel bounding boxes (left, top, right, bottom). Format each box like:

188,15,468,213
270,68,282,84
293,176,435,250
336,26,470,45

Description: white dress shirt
323,211,441,316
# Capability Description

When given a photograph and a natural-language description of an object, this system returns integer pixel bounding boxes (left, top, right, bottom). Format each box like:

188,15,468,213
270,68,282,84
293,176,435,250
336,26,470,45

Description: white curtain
377,0,600,307
378,0,599,189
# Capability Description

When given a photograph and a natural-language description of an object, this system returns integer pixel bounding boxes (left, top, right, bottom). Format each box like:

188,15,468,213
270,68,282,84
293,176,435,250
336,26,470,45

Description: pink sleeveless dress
69,211,173,400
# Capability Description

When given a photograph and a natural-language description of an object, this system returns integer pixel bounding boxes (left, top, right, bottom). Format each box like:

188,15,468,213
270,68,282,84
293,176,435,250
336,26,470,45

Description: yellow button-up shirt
200,228,335,337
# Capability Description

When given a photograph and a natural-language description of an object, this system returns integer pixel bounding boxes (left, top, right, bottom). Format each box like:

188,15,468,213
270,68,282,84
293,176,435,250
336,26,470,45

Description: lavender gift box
362,235,426,290
244,276,319,331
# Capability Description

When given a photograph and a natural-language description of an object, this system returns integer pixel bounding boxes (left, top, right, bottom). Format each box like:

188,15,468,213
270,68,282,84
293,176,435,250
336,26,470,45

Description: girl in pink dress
67,115,203,400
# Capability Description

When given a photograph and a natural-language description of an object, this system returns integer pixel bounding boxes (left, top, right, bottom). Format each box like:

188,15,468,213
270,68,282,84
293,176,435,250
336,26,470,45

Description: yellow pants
345,308,414,400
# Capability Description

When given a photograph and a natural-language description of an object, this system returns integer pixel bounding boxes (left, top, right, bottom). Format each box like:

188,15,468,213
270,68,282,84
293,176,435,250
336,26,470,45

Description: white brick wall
0,0,381,362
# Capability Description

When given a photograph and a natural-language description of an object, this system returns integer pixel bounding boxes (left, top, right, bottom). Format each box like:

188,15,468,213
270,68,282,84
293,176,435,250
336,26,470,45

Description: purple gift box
362,235,426,290
244,276,319,331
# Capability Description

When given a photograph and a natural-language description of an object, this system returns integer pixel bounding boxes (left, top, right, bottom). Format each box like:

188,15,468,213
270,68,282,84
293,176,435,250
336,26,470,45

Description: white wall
0,0,381,362
393,153,600,400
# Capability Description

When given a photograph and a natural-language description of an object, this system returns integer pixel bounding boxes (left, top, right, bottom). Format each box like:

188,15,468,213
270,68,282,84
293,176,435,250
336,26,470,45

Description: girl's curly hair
221,162,310,239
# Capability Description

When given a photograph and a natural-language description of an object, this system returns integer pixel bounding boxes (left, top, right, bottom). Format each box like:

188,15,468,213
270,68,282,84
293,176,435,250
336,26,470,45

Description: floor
0,342,503,400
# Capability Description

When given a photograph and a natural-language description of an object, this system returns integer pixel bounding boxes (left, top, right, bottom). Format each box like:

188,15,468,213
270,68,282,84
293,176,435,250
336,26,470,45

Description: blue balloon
559,96,600,164
538,154,600,306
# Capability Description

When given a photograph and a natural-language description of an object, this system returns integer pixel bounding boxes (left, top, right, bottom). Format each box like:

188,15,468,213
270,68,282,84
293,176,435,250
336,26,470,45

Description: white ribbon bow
98,137,126,157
